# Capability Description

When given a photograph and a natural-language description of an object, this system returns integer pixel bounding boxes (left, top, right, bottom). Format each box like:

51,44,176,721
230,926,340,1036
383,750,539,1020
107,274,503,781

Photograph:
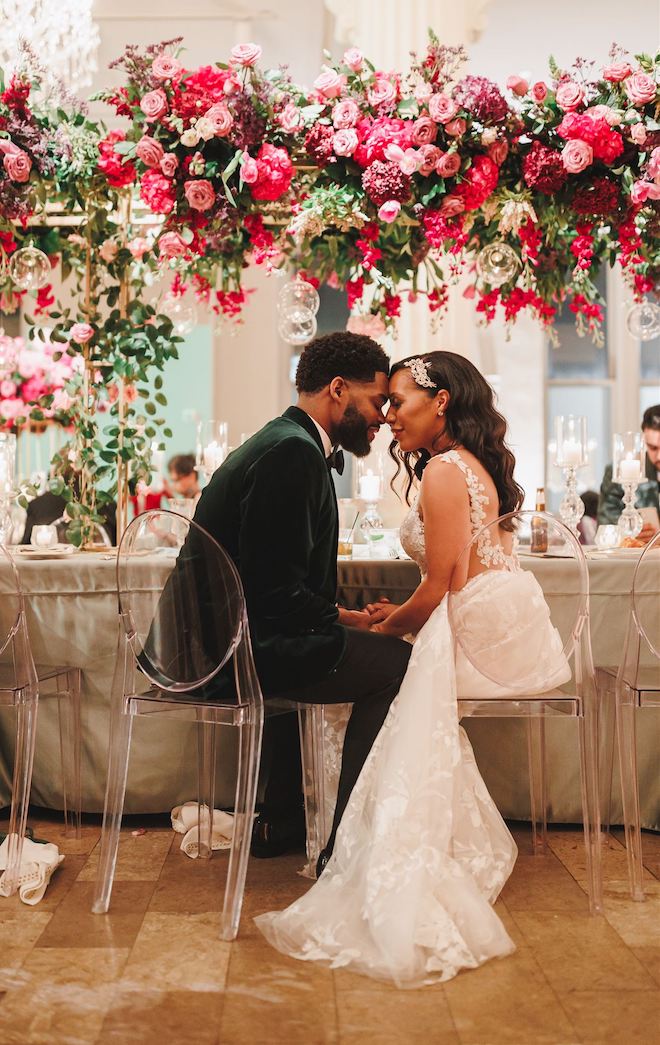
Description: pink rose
136,135,165,168
418,144,442,176
128,237,150,259
488,140,509,166
428,94,458,123
440,195,465,217
625,71,656,107
561,139,593,173
343,48,364,73
0,380,16,397
184,179,215,211
99,239,118,263
314,67,344,99
378,200,401,223
368,78,397,109
17,354,37,379
435,151,461,177
140,89,168,121
158,231,188,258
332,99,360,129
555,81,584,111
3,148,31,183
333,129,358,156
151,54,183,80
70,323,94,345
278,103,303,133
411,116,437,145
205,103,234,136
0,398,24,421
52,388,73,412
602,61,633,82
631,180,660,204
630,122,647,145
585,104,620,126
240,155,259,184
506,75,528,97
531,81,548,103
159,153,178,177
648,147,660,179
230,43,262,67
346,314,386,338
445,118,467,137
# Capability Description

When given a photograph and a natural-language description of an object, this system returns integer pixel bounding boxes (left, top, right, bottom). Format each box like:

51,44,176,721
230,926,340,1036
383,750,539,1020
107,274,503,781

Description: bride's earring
438,409,444,416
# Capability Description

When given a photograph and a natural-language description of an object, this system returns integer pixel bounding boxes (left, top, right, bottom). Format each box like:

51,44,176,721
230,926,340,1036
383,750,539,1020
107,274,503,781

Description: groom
194,331,412,865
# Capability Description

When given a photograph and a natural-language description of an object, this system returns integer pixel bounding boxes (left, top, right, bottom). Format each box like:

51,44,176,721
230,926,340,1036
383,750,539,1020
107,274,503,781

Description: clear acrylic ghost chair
91,510,264,941
596,530,660,901
0,541,82,895
448,510,603,916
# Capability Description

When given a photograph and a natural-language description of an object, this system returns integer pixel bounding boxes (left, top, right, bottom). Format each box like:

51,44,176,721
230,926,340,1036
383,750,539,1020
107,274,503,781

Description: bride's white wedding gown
255,450,571,987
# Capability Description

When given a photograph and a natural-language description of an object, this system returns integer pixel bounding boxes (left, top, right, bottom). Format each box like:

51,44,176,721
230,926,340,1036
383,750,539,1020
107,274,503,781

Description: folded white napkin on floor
0,834,64,905
171,802,234,859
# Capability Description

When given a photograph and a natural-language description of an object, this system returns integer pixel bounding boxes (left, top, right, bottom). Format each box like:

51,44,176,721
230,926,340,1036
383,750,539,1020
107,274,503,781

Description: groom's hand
365,598,397,624
337,607,372,630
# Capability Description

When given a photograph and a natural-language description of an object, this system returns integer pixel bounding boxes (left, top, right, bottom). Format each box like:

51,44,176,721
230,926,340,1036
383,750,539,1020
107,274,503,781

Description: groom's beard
334,402,372,458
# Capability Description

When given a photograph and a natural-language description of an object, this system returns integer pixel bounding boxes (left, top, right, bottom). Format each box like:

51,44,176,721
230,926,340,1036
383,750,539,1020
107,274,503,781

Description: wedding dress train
256,451,570,987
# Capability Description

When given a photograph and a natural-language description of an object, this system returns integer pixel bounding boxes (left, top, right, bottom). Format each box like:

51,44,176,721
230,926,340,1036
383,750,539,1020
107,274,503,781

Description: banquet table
0,549,658,829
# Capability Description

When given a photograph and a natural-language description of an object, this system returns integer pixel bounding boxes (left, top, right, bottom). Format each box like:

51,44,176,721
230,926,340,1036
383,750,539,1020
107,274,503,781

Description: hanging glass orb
626,301,660,342
277,278,320,316
277,306,318,346
8,245,51,291
158,293,197,336
476,242,520,287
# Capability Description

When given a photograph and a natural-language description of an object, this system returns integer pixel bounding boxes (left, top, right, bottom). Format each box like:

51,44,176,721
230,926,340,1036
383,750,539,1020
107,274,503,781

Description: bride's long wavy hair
389,351,524,530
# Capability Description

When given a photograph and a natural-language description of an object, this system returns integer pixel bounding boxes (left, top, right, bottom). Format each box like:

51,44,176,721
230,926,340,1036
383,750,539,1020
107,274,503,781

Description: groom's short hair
295,332,390,394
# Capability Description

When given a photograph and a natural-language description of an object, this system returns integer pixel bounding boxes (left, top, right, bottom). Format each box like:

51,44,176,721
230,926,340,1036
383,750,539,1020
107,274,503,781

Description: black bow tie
327,447,345,476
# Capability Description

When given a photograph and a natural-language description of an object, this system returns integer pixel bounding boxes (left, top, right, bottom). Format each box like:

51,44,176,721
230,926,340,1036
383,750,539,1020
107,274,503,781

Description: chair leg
615,689,645,902
577,703,603,916
56,668,82,838
527,715,547,854
91,705,134,914
298,705,327,877
196,713,218,861
597,671,616,840
3,695,39,896
220,708,264,941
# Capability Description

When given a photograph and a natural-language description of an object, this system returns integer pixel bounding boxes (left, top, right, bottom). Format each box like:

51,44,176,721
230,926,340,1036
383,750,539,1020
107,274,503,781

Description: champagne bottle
531,487,548,553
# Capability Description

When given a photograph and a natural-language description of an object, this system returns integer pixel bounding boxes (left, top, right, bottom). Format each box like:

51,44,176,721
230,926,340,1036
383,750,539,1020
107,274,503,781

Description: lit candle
203,441,224,473
358,469,381,501
619,454,641,481
561,439,583,467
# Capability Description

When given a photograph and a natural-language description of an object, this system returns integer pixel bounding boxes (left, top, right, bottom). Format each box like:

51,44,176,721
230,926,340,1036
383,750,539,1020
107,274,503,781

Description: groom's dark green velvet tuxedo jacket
194,407,346,693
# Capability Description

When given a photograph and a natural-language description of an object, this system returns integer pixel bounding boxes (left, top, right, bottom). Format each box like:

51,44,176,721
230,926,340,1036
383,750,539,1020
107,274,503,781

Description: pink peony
428,93,458,123
70,323,94,345
368,78,397,109
0,380,16,397
0,398,25,421
384,143,420,175
377,200,401,223
128,237,150,259
333,128,358,156
506,75,528,96
561,139,593,173
230,43,262,67
277,103,303,133
16,353,38,379
99,239,118,263
435,151,461,177
240,155,259,183
332,99,360,129
52,388,73,412
140,169,175,213
205,103,233,136
630,122,647,145
314,67,344,99
346,313,385,338
159,153,178,177
184,179,215,211
489,139,509,165
625,71,656,106
531,81,548,103
411,116,437,145
555,81,584,111
140,89,168,121
445,118,467,137
152,54,183,80
602,61,633,82
156,231,185,257
136,135,164,168
418,144,442,176
3,148,31,182
343,48,363,72
584,104,620,126
353,115,412,167
249,143,293,201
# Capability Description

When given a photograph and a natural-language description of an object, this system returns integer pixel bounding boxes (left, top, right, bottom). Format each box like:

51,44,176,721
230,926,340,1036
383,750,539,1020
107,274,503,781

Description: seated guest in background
168,453,201,503
578,490,598,544
22,472,117,545
598,404,660,542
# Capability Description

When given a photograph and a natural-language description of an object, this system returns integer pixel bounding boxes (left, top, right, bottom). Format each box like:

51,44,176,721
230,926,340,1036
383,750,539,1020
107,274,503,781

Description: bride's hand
365,598,397,624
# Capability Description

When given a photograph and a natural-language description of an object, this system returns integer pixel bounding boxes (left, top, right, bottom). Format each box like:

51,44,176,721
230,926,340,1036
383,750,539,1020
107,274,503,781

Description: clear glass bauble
158,293,197,336
277,278,320,316
8,246,51,291
626,301,660,342
277,306,318,346
476,241,520,287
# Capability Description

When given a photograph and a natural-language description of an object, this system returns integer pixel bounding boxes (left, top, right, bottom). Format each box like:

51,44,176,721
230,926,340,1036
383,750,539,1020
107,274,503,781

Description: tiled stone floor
0,813,658,1044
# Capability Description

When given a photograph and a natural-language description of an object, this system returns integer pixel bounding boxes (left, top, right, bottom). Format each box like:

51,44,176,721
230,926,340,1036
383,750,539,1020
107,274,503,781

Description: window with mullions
640,335,660,417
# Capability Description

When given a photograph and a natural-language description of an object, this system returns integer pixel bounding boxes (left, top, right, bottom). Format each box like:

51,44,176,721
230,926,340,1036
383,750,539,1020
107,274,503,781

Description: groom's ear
329,377,346,402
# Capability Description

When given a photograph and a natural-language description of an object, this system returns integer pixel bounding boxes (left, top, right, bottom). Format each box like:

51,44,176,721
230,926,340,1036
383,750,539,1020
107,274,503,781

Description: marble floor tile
97,988,223,1044
337,984,458,1044
501,853,590,912
0,910,52,991
119,912,231,992
77,829,173,882
34,881,156,949
603,887,660,947
631,946,660,988
548,830,655,885
27,816,102,858
558,988,660,1043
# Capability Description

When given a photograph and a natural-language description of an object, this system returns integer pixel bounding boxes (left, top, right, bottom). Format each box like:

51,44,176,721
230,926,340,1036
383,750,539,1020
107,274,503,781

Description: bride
255,351,571,988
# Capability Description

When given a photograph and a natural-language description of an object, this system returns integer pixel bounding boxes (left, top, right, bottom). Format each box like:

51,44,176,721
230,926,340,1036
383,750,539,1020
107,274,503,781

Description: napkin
0,834,64,905
171,802,234,859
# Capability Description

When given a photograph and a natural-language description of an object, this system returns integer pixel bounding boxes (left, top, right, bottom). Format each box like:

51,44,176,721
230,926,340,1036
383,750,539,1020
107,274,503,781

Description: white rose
180,127,201,147
195,117,215,142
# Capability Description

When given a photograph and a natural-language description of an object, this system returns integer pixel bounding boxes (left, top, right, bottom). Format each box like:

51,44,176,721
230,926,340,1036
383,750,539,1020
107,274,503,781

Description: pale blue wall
151,324,213,465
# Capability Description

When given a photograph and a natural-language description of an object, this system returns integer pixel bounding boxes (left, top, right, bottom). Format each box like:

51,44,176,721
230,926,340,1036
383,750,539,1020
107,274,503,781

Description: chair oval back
117,510,246,692
0,542,22,660
447,510,588,695
631,529,660,662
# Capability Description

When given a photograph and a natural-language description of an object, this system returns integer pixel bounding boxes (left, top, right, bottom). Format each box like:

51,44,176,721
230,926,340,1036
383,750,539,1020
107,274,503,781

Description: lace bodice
399,449,517,576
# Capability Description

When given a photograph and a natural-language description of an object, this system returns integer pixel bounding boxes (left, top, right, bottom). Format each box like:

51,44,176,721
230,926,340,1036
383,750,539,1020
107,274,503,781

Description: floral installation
0,333,77,428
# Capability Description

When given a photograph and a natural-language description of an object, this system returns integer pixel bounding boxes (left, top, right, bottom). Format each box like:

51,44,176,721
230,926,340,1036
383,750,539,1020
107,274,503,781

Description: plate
12,544,78,560
586,547,644,557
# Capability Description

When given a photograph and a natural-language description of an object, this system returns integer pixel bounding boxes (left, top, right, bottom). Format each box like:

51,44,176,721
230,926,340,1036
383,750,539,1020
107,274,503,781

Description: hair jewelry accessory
404,357,435,390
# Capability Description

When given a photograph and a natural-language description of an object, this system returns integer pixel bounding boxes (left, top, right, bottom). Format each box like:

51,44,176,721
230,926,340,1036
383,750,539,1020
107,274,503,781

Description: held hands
336,599,400,632
364,597,397,625
336,606,372,630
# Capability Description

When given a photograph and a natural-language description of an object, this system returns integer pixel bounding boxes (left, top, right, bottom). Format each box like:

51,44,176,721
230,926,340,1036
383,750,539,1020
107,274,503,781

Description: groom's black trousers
262,627,412,849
